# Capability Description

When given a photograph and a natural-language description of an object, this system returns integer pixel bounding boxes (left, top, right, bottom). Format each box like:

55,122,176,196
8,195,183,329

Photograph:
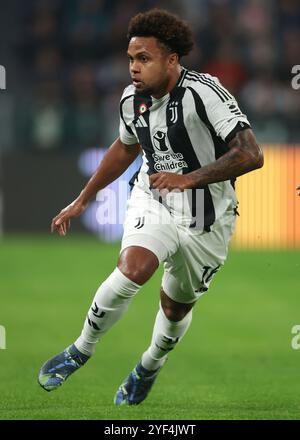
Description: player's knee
117,246,159,285
160,288,195,321
118,266,145,285
161,305,189,322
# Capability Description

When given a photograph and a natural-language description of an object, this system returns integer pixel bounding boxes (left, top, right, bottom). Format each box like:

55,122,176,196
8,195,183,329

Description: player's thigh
162,214,236,303
121,195,179,264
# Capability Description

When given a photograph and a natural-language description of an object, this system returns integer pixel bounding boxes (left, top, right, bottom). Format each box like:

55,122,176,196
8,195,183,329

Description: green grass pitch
0,235,300,420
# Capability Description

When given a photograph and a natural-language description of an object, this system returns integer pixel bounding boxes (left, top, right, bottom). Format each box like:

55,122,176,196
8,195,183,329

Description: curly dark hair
127,9,194,58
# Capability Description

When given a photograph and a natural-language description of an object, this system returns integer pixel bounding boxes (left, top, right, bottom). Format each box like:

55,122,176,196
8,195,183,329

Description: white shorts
121,190,236,304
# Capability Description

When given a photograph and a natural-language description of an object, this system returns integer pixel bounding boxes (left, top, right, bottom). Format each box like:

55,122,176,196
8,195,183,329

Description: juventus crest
168,100,179,124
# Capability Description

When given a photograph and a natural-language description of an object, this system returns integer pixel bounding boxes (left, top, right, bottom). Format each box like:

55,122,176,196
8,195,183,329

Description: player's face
127,37,175,98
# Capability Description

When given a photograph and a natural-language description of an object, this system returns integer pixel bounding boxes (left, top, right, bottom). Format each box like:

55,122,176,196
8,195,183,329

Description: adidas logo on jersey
134,115,148,128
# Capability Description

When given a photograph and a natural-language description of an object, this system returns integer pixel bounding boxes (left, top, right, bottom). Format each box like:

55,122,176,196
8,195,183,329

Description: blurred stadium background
0,0,299,245
0,0,300,420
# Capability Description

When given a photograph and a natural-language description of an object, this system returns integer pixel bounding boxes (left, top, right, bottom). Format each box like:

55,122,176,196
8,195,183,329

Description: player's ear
168,53,179,67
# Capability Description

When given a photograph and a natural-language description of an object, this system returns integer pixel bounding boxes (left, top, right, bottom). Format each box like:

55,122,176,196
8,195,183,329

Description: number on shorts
202,265,220,284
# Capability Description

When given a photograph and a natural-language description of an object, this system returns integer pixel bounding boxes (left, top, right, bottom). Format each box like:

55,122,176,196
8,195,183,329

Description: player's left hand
149,172,192,192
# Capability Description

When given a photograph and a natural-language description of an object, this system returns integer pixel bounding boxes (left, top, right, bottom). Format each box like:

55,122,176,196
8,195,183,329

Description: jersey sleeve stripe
198,73,234,100
186,75,226,102
185,71,233,101
190,70,234,100
185,73,227,102
120,95,135,135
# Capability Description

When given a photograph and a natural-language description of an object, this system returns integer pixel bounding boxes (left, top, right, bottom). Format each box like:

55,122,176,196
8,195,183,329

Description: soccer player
38,9,263,405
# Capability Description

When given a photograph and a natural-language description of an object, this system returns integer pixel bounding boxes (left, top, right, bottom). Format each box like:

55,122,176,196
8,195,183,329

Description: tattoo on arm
187,129,264,188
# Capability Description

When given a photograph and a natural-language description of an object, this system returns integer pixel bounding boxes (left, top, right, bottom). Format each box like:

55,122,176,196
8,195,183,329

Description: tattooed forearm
186,129,264,188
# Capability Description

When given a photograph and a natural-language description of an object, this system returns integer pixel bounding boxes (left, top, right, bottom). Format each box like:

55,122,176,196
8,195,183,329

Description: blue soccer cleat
114,362,162,405
38,344,90,391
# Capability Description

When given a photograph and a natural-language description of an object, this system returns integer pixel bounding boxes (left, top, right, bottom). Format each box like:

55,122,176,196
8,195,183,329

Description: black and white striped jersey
119,67,251,231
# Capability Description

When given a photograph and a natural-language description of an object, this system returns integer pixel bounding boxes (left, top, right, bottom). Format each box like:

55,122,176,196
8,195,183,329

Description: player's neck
152,65,182,99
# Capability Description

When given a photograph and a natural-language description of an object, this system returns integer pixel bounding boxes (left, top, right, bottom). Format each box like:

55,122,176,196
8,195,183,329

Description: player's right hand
51,199,88,236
